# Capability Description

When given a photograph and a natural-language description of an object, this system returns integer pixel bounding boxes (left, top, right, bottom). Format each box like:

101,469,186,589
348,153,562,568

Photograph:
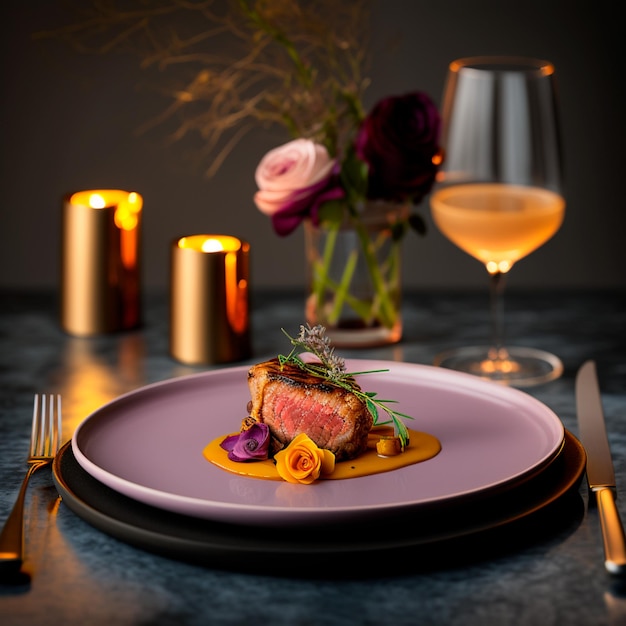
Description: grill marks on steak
247,358,373,461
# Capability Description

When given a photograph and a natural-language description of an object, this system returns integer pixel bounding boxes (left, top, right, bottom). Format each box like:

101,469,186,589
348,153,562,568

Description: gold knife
576,360,626,575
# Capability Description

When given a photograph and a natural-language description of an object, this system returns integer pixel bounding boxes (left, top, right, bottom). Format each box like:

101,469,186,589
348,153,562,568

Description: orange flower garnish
274,433,335,484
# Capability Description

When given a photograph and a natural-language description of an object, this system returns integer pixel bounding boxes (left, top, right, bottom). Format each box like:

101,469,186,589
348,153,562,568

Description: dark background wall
1,0,625,294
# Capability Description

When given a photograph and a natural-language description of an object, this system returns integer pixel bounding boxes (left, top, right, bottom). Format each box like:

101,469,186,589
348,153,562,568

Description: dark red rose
355,91,441,203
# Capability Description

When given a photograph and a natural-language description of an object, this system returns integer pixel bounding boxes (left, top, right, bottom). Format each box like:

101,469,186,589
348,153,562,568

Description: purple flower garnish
220,422,270,462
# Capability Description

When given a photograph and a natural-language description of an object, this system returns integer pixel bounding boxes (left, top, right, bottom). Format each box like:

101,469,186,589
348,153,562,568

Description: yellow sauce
203,426,441,481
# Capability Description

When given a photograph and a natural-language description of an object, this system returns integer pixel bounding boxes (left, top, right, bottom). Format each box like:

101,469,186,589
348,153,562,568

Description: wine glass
430,56,565,386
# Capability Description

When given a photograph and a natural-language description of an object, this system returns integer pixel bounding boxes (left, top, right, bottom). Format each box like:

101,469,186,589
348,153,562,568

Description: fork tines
31,394,62,459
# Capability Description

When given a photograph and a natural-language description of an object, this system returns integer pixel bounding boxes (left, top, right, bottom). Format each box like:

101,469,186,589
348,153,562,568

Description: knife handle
596,487,626,575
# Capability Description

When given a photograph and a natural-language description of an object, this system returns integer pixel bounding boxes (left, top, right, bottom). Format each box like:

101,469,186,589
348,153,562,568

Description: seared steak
247,358,373,461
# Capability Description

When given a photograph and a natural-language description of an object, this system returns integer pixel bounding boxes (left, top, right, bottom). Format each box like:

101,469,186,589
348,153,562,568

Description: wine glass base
433,346,563,387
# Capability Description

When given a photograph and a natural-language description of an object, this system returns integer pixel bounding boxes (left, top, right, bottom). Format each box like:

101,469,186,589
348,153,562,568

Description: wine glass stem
489,271,507,360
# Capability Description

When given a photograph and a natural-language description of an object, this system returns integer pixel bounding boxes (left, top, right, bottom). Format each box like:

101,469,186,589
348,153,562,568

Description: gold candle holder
170,235,251,365
60,189,143,336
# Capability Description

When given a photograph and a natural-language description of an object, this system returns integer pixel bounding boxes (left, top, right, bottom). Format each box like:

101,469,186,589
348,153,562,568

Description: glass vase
304,202,407,348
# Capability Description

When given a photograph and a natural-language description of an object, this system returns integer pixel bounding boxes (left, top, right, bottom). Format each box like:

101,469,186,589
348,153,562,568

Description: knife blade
576,359,626,576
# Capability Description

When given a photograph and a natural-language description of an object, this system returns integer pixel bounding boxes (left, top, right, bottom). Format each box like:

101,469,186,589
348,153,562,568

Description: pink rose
254,139,344,236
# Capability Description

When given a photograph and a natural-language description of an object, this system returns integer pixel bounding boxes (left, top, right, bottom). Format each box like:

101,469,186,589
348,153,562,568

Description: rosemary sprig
278,325,412,448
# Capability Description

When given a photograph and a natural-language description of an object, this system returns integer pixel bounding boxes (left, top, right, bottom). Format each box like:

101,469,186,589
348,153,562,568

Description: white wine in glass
431,57,565,386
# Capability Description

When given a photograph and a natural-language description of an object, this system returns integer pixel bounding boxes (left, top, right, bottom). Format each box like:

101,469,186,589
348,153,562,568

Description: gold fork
0,394,62,571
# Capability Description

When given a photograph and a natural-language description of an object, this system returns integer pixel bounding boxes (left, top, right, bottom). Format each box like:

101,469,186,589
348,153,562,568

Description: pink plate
71,360,564,527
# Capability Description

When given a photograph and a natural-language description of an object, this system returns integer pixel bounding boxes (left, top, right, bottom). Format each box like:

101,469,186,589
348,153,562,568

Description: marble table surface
1,289,625,626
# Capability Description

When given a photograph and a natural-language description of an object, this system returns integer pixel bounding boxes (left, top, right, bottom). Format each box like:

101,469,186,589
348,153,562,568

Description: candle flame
72,190,143,234
68,189,142,270
175,235,248,335
178,235,241,253
88,194,107,209
202,238,225,253
114,192,143,232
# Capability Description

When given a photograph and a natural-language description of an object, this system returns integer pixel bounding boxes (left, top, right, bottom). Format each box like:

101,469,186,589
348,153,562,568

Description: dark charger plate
52,431,586,578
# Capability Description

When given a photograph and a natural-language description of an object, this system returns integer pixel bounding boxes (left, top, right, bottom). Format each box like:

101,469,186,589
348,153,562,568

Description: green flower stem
386,237,402,298
315,273,377,322
312,223,339,310
328,248,358,324
349,216,398,329
310,215,401,330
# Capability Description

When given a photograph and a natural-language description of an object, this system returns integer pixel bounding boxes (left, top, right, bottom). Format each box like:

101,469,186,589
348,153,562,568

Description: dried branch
37,0,372,176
